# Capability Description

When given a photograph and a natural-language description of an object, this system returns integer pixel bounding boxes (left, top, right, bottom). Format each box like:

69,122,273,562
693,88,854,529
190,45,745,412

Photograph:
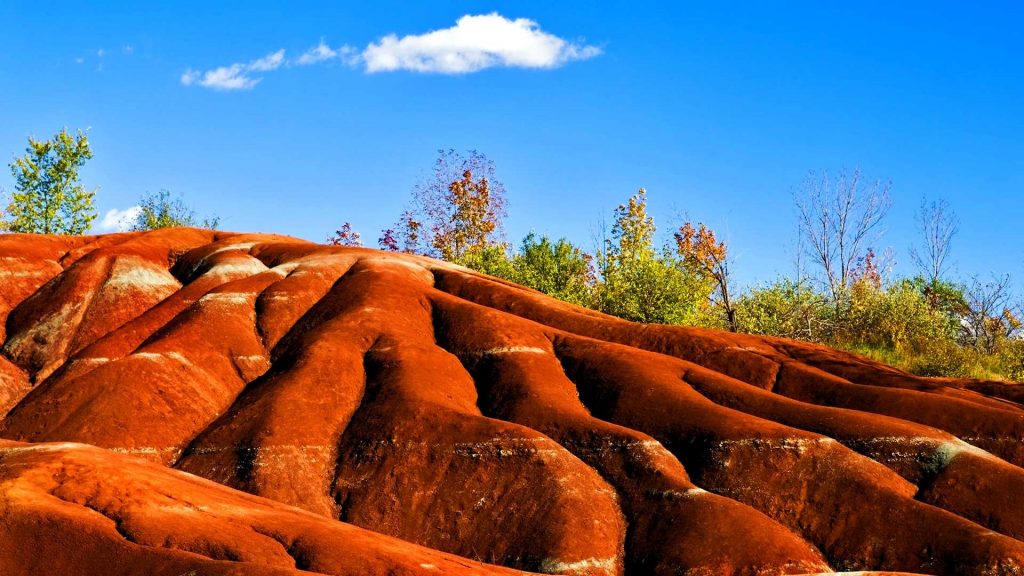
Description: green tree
130,189,219,231
609,189,656,264
5,128,97,234
457,244,516,279
596,189,713,324
511,233,595,307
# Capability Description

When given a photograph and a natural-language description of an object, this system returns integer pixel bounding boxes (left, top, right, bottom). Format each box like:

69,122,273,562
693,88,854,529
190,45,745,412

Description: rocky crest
1,229,1023,576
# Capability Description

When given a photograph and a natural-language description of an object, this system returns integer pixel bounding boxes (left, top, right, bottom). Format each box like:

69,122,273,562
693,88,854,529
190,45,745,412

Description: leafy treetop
6,128,97,234
130,189,219,231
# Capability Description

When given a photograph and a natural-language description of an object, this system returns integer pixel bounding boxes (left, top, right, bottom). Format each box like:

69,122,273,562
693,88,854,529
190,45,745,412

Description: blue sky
2,1,1022,290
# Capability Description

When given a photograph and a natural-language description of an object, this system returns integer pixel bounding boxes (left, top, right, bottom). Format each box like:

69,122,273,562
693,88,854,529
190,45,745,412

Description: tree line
331,150,1024,383
3,131,1020,381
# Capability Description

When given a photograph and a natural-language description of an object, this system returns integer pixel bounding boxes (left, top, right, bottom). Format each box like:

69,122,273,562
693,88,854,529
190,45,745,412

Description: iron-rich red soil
1,229,1022,576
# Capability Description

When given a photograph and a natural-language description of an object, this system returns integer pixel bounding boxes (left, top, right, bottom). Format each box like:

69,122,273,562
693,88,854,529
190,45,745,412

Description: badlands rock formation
1,229,1023,576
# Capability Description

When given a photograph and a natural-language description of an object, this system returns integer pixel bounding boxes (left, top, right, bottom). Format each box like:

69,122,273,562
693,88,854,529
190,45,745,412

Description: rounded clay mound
1,229,1023,576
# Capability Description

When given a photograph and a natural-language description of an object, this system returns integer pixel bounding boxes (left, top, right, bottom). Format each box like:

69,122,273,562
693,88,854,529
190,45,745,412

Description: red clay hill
1,229,1023,576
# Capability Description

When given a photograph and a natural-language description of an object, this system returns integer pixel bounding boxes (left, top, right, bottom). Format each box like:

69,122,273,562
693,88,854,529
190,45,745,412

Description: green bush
597,251,713,325
734,279,830,340
510,233,595,308
456,244,516,280
839,278,957,353
995,338,1024,382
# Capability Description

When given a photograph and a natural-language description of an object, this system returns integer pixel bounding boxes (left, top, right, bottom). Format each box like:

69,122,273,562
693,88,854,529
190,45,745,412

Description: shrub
734,279,830,340
510,233,595,308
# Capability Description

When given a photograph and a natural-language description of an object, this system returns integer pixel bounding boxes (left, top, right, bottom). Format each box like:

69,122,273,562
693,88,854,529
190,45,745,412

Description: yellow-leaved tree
674,221,736,331
384,149,508,267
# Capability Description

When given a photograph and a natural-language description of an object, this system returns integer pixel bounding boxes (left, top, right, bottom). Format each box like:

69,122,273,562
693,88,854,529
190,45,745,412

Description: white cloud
362,13,601,74
297,40,336,65
297,41,360,67
99,206,142,232
75,46,132,67
181,49,286,91
181,13,599,90
249,49,285,71
192,64,259,90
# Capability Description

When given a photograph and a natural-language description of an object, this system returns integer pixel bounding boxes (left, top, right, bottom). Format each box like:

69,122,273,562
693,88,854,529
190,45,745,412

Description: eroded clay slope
1,229,1022,576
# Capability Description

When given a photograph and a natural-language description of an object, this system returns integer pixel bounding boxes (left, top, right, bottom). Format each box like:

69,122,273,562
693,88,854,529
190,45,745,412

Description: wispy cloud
98,206,142,232
75,45,133,68
181,13,600,90
296,40,356,66
363,13,601,74
180,65,255,90
180,48,287,90
249,49,285,72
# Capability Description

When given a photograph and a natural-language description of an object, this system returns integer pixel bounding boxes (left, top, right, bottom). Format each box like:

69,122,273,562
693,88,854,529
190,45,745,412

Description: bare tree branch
909,197,958,285
961,274,1018,353
794,168,891,305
